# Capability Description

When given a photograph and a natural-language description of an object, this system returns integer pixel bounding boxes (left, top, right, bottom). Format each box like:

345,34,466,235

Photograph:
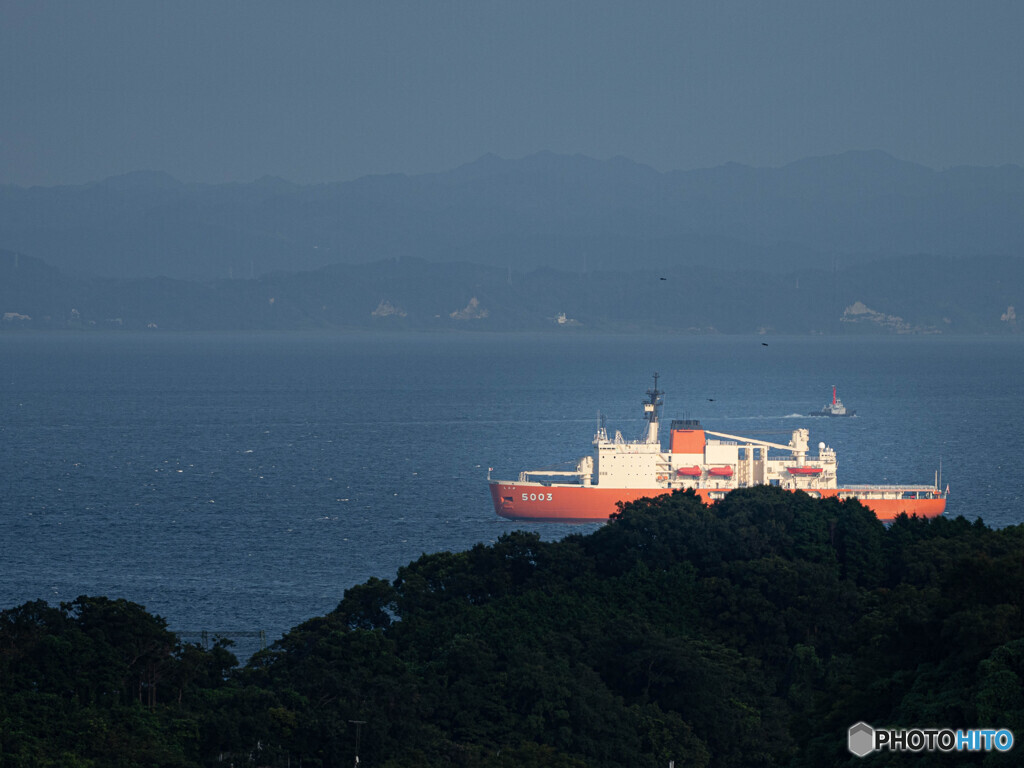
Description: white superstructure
516,373,843,494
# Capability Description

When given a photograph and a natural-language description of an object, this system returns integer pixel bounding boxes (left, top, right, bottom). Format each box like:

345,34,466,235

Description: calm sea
2,332,1022,655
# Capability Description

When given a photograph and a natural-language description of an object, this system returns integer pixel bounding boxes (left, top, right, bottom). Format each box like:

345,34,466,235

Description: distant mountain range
1,151,1021,333
2,150,1022,281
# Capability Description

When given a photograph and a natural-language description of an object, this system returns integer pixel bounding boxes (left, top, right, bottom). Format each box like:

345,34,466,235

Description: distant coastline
2,251,1021,335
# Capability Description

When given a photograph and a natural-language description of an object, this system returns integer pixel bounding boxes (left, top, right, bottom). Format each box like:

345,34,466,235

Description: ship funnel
789,428,810,465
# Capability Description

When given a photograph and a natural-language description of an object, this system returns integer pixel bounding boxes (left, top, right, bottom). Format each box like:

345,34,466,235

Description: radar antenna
642,372,664,443
644,372,664,423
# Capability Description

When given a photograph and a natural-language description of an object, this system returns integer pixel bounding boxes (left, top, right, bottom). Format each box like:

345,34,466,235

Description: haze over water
2,332,1021,655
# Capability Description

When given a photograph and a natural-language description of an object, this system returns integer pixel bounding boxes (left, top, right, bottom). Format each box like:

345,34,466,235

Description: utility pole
349,720,366,766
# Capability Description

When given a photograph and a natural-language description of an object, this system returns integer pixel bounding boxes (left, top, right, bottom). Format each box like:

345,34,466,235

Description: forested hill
3,488,1024,767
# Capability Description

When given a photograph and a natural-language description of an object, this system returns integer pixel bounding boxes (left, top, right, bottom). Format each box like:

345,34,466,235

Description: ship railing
519,470,586,482
843,484,939,491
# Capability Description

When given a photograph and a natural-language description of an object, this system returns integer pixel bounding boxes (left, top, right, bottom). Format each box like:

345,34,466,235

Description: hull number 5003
523,493,553,501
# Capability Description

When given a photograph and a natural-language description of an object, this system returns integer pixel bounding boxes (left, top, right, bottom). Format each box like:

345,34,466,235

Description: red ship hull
489,481,946,523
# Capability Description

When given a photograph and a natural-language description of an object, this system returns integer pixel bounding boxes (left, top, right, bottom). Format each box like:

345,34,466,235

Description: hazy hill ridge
2,151,1022,282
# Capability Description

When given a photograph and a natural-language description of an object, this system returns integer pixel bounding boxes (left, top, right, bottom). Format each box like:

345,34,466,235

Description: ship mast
643,372,664,444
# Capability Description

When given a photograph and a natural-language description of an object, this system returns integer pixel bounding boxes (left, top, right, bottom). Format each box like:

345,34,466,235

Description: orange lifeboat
787,467,823,476
676,466,702,477
708,467,734,477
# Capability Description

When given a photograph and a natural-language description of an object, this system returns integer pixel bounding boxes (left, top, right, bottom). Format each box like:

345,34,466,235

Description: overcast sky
2,0,1023,187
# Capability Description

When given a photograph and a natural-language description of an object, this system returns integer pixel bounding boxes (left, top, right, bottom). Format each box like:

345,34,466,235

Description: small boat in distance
810,385,855,417
489,375,945,523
